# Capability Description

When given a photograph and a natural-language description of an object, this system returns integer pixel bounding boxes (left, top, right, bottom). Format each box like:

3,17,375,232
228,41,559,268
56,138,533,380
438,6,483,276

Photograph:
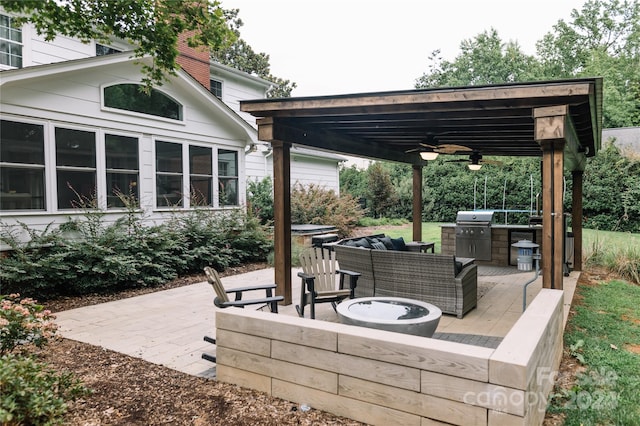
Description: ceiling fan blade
419,143,437,149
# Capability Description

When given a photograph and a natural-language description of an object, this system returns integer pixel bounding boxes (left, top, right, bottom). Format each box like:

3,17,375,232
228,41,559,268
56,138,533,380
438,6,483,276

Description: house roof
602,127,640,156
210,60,274,91
241,78,603,169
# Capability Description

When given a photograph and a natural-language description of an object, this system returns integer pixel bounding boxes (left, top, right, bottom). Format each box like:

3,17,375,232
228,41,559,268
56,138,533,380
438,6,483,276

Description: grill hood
456,210,495,224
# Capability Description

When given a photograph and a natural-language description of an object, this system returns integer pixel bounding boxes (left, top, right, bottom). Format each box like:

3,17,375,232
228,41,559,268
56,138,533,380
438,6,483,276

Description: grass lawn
548,278,640,425
364,221,640,424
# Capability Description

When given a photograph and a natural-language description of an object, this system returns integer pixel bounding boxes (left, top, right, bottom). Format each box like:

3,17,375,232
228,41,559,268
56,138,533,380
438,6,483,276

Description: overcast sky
220,0,588,97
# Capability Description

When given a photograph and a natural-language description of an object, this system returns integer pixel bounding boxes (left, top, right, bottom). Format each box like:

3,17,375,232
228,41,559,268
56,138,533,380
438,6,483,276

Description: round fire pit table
336,297,442,337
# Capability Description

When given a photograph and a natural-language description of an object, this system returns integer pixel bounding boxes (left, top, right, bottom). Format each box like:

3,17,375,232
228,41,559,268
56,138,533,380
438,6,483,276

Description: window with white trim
104,84,183,121
106,134,139,208
55,128,97,209
189,145,213,206
0,14,22,68
218,149,238,206
155,141,183,207
209,79,223,99
0,120,45,210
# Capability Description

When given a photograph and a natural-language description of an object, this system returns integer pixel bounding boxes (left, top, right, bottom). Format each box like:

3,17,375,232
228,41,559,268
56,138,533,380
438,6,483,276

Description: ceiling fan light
420,151,439,160
468,163,482,171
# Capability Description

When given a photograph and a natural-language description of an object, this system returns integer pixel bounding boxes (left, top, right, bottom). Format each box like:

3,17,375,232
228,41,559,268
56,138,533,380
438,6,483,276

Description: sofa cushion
390,236,408,251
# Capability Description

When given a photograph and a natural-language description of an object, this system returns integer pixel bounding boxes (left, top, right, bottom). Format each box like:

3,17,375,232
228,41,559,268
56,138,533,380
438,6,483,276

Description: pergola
241,78,603,304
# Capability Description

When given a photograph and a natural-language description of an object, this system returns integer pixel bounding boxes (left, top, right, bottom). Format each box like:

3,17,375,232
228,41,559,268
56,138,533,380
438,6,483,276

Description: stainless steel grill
455,211,494,261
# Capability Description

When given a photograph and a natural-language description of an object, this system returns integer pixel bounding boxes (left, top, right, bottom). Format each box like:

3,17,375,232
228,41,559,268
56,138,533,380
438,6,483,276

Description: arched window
103,84,183,120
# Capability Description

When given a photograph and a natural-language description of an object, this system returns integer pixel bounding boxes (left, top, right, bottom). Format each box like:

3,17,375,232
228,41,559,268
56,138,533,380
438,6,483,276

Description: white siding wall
244,151,341,194
0,60,249,236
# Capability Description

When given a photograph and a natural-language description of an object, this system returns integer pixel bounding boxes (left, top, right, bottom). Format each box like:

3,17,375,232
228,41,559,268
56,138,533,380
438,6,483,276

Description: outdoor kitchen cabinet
441,223,543,267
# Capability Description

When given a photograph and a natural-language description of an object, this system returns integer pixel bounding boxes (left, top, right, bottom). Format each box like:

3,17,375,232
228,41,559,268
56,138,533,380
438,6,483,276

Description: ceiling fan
447,150,502,170
405,142,472,160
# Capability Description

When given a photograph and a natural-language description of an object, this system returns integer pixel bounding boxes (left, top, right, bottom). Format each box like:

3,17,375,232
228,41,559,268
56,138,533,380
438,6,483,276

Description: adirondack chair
296,247,360,319
202,266,284,363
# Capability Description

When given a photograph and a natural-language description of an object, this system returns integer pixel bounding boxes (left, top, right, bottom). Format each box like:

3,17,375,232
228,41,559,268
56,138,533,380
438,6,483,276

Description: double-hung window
189,146,213,206
155,141,183,207
0,14,22,68
106,134,139,208
55,128,96,209
210,79,223,99
0,120,45,210
218,149,238,206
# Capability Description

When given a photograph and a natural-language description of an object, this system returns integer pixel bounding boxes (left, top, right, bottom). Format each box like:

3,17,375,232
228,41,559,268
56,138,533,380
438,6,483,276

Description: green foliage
0,294,58,355
339,164,369,204
290,183,364,237
357,217,408,227
0,295,86,425
581,142,640,232
417,0,639,128
548,280,640,425
536,0,640,127
0,208,273,299
1,0,236,89
0,354,87,425
416,28,540,88
247,177,274,225
367,162,397,218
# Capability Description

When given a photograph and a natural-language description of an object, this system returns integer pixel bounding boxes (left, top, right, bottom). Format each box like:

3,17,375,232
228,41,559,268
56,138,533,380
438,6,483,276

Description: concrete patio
54,265,578,380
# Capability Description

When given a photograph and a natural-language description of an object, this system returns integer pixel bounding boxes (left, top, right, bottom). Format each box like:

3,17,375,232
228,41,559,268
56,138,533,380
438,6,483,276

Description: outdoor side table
405,241,435,253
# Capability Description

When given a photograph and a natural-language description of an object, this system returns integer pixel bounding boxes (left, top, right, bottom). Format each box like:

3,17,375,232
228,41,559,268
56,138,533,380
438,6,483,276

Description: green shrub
1,294,58,355
0,354,87,425
0,207,273,299
291,183,364,237
247,176,274,225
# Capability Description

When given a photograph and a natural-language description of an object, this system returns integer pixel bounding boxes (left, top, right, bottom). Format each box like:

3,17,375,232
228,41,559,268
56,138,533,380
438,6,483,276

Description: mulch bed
40,261,365,425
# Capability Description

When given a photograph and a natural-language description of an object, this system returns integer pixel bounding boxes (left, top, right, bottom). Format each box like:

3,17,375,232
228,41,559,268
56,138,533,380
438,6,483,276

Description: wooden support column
412,165,423,241
535,106,571,290
572,170,583,271
271,140,292,304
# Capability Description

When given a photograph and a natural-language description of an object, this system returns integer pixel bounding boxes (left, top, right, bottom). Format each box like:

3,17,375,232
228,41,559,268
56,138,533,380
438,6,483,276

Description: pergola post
412,165,423,241
271,140,292,304
535,106,574,290
572,170,583,271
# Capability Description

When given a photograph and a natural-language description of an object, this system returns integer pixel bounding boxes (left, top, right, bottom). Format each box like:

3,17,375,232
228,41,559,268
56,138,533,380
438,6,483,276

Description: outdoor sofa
332,235,478,318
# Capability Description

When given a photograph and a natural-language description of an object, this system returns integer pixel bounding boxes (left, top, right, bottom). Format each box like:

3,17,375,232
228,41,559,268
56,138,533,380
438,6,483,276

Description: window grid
0,14,23,68
210,79,223,98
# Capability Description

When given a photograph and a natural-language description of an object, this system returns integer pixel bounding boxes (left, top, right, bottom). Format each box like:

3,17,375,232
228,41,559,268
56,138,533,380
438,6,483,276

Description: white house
0,10,344,239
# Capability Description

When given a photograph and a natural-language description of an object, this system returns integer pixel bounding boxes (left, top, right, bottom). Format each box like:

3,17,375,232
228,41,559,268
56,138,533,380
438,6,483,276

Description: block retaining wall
215,289,564,425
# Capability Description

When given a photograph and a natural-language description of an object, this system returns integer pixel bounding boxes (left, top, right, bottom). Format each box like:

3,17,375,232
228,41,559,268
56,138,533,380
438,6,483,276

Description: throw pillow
390,236,407,251
353,238,372,248
454,260,463,276
370,241,387,250
379,236,395,250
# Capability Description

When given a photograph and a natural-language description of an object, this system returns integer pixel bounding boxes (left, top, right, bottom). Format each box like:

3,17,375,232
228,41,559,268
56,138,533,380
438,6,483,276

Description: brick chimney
176,30,210,90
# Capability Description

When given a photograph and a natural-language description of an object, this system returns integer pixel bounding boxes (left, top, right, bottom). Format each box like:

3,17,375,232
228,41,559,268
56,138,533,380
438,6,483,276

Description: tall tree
415,28,539,88
1,0,237,88
536,0,640,127
367,162,397,218
212,10,297,98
